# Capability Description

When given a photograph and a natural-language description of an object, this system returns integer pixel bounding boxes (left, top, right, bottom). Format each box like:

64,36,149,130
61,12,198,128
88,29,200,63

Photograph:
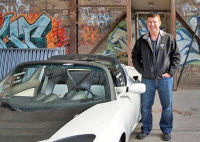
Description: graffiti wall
104,21,127,56
175,0,200,86
78,6,125,54
0,0,70,50
176,17,200,65
182,1,200,16
176,0,200,66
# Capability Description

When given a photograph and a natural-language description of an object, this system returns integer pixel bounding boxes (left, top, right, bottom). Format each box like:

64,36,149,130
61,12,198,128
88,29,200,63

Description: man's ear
159,20,162,26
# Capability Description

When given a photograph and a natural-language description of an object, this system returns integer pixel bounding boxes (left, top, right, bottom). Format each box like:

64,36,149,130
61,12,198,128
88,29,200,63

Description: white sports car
0,54,145,142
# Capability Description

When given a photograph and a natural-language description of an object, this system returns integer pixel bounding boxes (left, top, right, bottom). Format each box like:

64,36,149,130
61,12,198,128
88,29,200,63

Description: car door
115,65,142,137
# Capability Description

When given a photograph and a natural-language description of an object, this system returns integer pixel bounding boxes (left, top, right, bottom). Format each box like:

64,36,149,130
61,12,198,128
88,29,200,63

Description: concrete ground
129,89,200,142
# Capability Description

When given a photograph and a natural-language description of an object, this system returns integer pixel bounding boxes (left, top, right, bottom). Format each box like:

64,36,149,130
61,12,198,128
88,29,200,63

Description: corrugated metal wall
0,48,66,81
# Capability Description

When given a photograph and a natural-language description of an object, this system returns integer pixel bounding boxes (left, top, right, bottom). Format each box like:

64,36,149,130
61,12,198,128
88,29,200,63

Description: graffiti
182,3,200,16
79,7,115,47
46,16,69,48
176,16,200,65
0,13,51,48
103,21,127,56
0,0,69,49
109,28,127,52
139,18,148,36
0,12,3,27
188,16,200,36
81,26,99,45
0,0,29,15
79,7,112,27
0,12,69,49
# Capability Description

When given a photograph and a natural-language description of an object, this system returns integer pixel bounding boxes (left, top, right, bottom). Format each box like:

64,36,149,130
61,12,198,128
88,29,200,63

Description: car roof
48,54,121,69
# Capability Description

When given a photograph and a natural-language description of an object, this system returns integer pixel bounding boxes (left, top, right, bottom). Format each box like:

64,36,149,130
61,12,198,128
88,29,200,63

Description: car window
0,63,110,111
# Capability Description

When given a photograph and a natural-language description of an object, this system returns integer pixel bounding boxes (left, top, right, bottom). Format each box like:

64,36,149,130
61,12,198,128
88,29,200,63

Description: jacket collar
143,30,166,40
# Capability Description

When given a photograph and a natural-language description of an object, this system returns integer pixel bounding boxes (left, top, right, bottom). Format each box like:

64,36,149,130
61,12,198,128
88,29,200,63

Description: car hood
0,104,94,142
47,97,136,142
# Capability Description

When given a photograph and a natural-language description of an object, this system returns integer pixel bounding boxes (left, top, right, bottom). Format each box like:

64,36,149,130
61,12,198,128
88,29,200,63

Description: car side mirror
128,83,146,94
115,83,146,95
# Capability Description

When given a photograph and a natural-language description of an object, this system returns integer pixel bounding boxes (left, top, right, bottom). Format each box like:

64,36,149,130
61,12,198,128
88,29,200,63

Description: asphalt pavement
129,88,200,142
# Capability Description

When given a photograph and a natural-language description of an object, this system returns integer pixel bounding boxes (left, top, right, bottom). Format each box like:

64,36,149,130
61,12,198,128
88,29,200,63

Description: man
132,12,180,141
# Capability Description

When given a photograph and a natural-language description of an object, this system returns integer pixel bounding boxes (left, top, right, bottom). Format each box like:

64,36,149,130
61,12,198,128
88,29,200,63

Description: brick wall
77,0,127,61
78,0,126,5
78,7,126,54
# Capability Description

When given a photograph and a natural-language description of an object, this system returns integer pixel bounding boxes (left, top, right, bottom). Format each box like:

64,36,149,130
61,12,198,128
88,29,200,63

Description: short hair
147,12,161,21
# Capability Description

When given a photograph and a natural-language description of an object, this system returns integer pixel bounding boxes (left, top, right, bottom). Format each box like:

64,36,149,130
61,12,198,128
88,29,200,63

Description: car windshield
0,63,110,111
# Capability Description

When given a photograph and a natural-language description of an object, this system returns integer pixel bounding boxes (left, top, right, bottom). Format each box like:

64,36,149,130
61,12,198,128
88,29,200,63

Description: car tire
119,133,125,142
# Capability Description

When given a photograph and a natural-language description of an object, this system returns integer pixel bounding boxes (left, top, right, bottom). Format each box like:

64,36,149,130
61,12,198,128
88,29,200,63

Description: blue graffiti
176,16,200,65
176,28,200,65
0,13,51,48
139,18,148,36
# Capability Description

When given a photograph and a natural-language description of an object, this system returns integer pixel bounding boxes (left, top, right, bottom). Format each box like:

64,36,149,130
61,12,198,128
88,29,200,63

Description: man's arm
132,39,143,74
168,37,181,76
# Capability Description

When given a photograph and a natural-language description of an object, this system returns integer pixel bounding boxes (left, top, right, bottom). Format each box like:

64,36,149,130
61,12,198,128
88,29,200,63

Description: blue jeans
141,77,173,134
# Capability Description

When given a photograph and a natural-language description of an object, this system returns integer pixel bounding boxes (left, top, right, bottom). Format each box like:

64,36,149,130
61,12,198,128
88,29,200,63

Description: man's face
147,16,161,34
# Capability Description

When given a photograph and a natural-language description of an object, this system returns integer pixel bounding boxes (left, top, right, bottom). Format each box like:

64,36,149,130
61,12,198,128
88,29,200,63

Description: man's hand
162,73,171,77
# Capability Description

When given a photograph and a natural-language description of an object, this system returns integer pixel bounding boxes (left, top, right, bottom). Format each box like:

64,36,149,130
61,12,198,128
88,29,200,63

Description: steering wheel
74,86,96,97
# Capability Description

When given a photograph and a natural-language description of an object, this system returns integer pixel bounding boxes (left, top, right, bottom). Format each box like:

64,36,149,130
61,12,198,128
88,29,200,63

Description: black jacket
132,30,181,79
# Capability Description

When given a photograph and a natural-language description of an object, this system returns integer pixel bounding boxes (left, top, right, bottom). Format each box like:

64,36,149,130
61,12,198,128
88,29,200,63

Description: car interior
0,64,110,111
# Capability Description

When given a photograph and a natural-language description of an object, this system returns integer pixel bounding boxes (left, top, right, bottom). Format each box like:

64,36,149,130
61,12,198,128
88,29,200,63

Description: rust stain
191,108,198,112
153,109,194,116
173,109,192,116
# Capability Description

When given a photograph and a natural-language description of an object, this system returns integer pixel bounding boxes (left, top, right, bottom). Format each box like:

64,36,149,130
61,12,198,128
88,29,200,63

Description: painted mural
102,18,148,56
0,0,69,49
104,21,127,56
176,17,200,65
179,1,200,66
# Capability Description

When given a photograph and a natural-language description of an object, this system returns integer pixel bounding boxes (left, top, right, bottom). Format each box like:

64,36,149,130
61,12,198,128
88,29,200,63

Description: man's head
147,12,161,35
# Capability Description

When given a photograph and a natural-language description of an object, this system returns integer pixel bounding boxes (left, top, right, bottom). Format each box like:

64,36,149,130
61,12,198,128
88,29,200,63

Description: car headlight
54,134,96,142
